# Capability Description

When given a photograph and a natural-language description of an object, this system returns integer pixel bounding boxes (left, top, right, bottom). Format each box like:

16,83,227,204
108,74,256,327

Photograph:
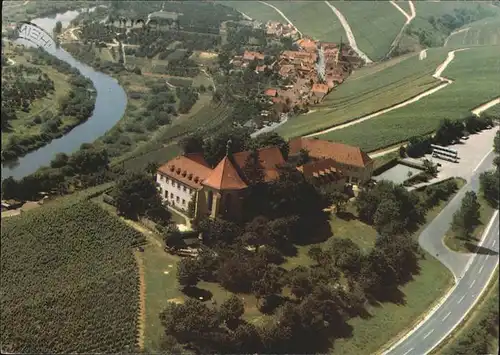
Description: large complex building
156,139,373,221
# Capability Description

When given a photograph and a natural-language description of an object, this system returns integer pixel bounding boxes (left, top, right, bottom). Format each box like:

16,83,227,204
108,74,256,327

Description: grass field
221,1,284,23
0,199,144,353
444,194,496,253
316,46,500,152
333,1,406,60
277,48,449,139
484,102,500,117
446,16,500,48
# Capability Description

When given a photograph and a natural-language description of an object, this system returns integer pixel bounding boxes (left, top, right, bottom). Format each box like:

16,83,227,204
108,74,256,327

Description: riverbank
2,44,96,163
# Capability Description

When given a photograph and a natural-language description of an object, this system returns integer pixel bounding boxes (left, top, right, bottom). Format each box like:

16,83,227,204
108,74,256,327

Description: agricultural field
446,16,500,48
277,47,449,139
316,45,500,152
0,200,145,353
333,1,406,61
220,1,284,23
267,1,346,42
484,102,500,118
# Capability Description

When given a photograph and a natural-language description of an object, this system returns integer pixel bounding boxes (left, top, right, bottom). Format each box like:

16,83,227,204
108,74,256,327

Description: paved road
384,149,499,355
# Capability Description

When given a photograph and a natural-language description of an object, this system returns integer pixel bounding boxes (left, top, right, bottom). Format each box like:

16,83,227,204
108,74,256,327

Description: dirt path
419,49,428,60
134,252,146,352
385,1,416,59
305,48,469,138
471,97,500,116
368,145,402,159
444,27,471,47
324,1,373,64
258,1,303,38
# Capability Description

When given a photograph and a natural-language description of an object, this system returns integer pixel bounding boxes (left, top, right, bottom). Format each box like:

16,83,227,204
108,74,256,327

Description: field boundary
134,251,146,352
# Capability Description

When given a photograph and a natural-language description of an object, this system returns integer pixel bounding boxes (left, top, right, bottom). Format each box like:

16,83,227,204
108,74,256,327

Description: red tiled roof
158,155,213,189
296,158,342,180
256,65,266,72
264,88,278,97
296,38,317,51
289,138,373,168
232,146,286,182
203,156,248,190
243,50,265,61
312,83,329,94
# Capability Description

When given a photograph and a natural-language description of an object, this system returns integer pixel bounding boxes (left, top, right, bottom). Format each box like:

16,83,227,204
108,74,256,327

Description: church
156,138,374,221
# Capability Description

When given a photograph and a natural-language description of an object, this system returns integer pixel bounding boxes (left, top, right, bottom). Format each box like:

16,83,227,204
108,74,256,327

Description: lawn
333,1,406,61
277,48,449,139
316,46,500,152
0,200,144,353
485,101,500,117
220,1,284,23
267,1,346,42
444,194,496,253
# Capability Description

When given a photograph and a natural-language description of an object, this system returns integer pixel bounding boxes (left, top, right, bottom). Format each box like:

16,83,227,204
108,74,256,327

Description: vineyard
1,201,145,353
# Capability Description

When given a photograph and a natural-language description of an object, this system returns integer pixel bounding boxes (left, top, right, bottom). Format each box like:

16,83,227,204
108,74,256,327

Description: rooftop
158,153,213,189
203,156,248,190
232,146,286,182
289,138,373,168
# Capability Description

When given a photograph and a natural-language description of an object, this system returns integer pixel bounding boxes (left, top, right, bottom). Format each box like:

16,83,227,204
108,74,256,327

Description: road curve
305,49,468,138
258,1,303,38
324,1,373,64
382,149,499,355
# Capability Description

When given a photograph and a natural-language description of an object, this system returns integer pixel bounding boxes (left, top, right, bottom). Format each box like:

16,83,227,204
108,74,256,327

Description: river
1,8,127,180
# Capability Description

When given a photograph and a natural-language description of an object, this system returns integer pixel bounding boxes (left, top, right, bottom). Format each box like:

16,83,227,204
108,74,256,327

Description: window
172,181,176,188
176,196,180,203
159,187,163,195
164,190,168,198
183,186,187,192
170,193,174,199
182,199,186,205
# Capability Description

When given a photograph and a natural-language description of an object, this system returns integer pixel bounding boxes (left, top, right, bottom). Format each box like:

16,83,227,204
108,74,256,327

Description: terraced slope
332,1,406,60
266,1,346,42
277,47,449,138
316,45,500,152
446,16,500,48
221,1,283,22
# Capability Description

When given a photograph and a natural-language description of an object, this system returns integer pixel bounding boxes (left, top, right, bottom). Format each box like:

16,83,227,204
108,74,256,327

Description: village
230,20,364,119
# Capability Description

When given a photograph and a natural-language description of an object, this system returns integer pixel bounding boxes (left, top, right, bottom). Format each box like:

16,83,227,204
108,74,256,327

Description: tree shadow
464,243,499,255
368,286,407,306
336,211,357,221
182,286,213,301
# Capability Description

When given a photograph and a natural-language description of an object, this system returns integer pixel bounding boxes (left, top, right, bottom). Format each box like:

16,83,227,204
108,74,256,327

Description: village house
296,37,318,52
311,83,330,101
265,21,297,38
289,138,374,185
156,138,374,221
243,50,265,62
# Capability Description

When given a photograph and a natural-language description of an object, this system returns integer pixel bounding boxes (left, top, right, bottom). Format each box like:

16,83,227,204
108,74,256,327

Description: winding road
258,1,303,38
383,147,499,355
305,48,469,138
324,1,373,64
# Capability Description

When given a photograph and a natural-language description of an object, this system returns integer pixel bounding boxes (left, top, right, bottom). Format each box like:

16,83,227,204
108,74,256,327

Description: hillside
1,199,144,353
316,45,500,152
277,47,450,138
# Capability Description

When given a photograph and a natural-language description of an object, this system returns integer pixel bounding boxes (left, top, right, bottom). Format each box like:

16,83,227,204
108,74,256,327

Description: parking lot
410,126,498,188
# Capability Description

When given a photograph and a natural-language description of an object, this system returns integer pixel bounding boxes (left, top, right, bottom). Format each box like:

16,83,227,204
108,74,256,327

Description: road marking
402,348,414,355
472,148,493,173
457,295,466,304
423,329,434,339
442,312,451,322
479,265,484,273
469,280,476,288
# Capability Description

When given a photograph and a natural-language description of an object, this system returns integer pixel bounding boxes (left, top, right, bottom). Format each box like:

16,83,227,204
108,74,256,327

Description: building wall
332,161,374,185
156,173,197,213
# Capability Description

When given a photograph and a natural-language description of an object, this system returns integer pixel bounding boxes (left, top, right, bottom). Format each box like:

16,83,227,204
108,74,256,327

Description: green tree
54,21,63,35
422,159,438,177
112,171,164,219
251,132,289,160
452,191,481,238
146,161,159,177
219,295,244,329
177,257,200,289
494,130,500,154
480,171,499,208
242,149,265,185
180,133,204,154
296,148,311,166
